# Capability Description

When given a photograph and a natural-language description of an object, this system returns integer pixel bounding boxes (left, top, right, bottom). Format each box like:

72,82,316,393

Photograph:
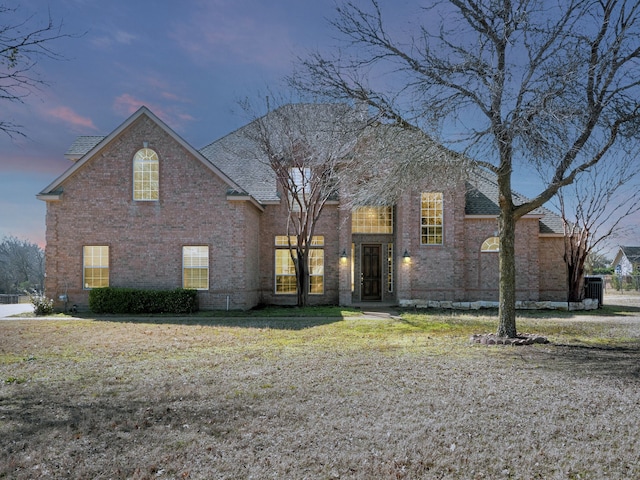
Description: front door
361,244,382,301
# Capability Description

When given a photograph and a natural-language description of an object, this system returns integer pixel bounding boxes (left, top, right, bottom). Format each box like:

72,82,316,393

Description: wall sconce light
402,249,411,263
340,249,348,263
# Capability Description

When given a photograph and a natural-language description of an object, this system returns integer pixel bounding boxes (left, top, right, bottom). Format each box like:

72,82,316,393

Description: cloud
113,93,150,116
45,106,98,131
170,2,295,68
113,94,195,131
91,29,137,49
2,153,69,176
114,30,136,44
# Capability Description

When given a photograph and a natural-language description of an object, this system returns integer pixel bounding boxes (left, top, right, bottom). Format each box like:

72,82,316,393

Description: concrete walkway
0,303,35,319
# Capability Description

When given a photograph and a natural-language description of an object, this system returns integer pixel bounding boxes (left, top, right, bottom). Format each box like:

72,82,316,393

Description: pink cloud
113,94,195,131
113,93,152,116
45,107,98,131
3,152,70,176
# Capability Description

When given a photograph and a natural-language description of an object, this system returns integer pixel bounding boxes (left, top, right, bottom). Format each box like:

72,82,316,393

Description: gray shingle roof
61,105,565,236
64,136,105,159
466,168,565,235
199,103,358,204
621,246,640,263
199,125,280,203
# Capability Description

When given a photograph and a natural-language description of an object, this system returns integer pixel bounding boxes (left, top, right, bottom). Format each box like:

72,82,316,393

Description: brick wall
44,115,261,311
395,186,467,302
258,197,341,306
538,236,567,301
43,111,568,311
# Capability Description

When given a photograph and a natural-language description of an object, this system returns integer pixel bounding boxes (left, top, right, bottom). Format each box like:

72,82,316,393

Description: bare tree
1,5,73,138
291,0,640,337
0,236,44,293
559,157,640,302
242,101,363,306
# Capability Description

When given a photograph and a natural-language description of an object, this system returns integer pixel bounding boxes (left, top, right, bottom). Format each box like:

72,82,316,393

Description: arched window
133,148,159,200
481,236,500,252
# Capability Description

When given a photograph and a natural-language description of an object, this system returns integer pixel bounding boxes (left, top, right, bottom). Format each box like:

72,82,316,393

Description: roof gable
38,106,248,200
199,103,357,203
621,246,640,262
465,167,564,235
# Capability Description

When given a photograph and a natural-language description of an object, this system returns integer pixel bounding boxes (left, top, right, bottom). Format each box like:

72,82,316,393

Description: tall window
421,192,443,245
274,236,324,295
352,206,393,233
387,244,394,293
133,148,159,201
183,246,209,290
83,246,109,289
309,249,325,294
289,166,311,211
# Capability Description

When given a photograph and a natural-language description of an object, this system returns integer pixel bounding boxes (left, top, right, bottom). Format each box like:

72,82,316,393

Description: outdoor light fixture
402,249,411,263
340,249,348,262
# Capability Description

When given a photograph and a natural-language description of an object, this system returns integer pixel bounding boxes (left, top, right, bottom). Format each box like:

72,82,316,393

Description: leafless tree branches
559,155,640,301
292,0,640,336
240,100,365,306
1,5,75,138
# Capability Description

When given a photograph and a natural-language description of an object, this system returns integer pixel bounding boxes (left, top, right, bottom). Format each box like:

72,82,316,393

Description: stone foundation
399,298,599,311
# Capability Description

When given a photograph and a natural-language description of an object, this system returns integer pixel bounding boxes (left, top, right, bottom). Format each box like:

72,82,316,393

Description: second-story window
133,148,159,201
288,166,311,212
421,192,443,245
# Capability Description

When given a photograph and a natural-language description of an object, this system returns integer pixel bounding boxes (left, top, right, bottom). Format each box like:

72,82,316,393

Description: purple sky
1,0,637,253
1,0,341,246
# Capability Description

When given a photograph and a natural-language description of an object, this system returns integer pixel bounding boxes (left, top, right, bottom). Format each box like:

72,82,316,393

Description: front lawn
1,311,638,479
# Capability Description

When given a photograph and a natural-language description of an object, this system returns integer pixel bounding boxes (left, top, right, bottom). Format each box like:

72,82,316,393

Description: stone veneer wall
399,298,599,311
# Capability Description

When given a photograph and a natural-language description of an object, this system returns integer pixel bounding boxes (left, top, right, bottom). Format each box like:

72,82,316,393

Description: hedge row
89,287,198,314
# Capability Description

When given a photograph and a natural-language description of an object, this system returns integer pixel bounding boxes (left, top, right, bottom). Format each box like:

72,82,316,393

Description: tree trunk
497,209,517,338
296,248,309,307
566,249,587,302
564,232,588,302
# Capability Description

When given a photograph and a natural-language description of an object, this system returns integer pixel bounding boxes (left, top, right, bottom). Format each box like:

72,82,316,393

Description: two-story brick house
37,106,567,311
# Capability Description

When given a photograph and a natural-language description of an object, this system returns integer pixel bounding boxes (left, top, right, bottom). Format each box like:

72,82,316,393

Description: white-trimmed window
83,246,109,289
274,236,324,295
352,206,393,233
183,246,209,290
309,249,324,294
387,243,394,293
421,192,443,245
481,236,500,252
133,148,159,200
289,166,311,212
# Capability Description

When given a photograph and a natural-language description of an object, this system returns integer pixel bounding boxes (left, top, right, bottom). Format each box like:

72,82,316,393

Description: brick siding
43,112,569,311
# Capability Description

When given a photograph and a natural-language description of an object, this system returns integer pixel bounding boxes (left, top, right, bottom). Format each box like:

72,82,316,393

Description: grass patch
1,310,639,479
194,304,363,318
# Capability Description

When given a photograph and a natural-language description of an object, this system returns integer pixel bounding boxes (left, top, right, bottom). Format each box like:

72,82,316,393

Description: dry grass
1,310,639,479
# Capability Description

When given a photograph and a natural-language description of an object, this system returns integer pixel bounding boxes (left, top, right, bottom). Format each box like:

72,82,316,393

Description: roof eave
226,193,265,212
36,191,63,202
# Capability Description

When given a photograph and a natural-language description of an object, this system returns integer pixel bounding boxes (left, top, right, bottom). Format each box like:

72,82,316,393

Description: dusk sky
1,0,343,246
1,0,637,252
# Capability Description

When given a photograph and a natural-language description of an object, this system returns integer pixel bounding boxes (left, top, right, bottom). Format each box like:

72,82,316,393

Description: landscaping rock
470,333,549,346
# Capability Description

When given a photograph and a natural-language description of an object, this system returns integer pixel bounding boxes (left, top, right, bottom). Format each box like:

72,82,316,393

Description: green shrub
611,275,621,290
89,288,198,314
593,267,614,275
